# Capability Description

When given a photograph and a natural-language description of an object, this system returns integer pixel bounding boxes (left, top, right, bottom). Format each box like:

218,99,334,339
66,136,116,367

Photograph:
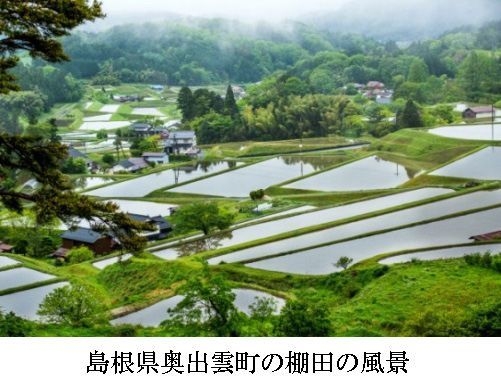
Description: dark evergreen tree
275,297,331,337
177,86,195,122
0,0,103,93
224,85,239,118
398,99,423,128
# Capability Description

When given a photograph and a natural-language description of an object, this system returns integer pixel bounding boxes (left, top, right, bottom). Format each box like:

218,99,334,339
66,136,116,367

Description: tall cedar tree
177,86,194,122
224,85,239,118
0,1,150,253
399,99,424,128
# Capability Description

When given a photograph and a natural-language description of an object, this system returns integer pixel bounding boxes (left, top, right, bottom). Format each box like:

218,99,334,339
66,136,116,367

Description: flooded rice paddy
379,244,501,265
111,289,284,327
155,188,450,261
86,161,232,197
247,206,501,275
284,155,414,191
208,190,501,266
429,123,501,141
430,147,501,180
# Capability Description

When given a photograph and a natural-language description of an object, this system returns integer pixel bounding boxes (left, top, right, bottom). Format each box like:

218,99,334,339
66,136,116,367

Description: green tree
335,256,354,270
275,297,331,337
0,311,33,336
243,296,279,336
309,67,337,94
37,284,104,327
0,1,103,94
464,301,501,337
177,86,194,122
0,1,150,254
102,153,116,166
398,99,423,128
96,130,108,140
407,58,429,83
224,85,239,118
249,189,265,201
191,112,235,144
457,51,482,100
171,201,234,236
61,157,87,174
0,91,47,134
91,61,121,86
66,246,94,264
165,272,240,336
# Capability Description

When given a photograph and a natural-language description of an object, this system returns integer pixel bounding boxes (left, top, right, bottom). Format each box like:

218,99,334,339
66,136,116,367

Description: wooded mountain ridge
56,17,501,89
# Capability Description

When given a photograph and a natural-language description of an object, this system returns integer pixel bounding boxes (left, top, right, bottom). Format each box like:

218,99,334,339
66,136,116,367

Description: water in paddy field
284,155,415,192
153,188,451,261
86,161,232,197
111,289,285,327
379,244,501,265
0,282,68,320
430,123,501,141
430,147,501,180
168,157,321,197
0,256,19,269
247,207,501,275
209,190,501,269
74,176,115,190
0,268,56,291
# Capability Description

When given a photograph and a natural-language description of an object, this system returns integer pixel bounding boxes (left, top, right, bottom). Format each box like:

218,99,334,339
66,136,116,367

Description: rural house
55,227,115,257
469,230,501,242
127,213,172,240
67,146,97,171
112,157,149,173
131,122,153,136
133,125,169,138
462,106,495,119
142,151,169,165
0,241,13,253
164,130,198,155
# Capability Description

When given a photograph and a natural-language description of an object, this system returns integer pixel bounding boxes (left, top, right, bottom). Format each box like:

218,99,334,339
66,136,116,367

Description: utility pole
492,104,495,142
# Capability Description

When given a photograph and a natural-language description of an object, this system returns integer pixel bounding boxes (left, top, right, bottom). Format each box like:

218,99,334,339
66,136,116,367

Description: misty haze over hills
306,0,501,41
84,0,501,42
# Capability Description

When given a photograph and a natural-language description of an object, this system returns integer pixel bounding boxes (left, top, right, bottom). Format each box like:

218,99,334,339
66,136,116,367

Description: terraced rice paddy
0,268,56,291
111,289,285,327
247,207,501,274
208,190,501,268
0,256,19,269
430,147,501,180
154,188,451,260
86,161,232,197
429,123,501,141
168,157,321,197
379,244,501,265
0,282,68,320
284,155,413,191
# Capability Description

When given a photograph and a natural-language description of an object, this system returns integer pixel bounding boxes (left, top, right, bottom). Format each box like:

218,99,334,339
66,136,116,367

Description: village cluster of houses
348,81,394,104
64,123,199,174
112,123,199,173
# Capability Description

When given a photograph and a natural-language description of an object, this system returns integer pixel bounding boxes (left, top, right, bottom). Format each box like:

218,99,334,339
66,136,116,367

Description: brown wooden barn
54,227,115,257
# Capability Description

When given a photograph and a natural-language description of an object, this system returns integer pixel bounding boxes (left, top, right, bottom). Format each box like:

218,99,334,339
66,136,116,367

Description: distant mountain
304,0,501,41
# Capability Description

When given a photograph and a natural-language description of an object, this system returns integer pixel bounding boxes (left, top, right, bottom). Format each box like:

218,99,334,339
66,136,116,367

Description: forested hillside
55,18,501,98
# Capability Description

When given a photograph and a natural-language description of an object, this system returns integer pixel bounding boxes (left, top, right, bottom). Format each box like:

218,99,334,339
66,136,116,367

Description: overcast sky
100,0,351,21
